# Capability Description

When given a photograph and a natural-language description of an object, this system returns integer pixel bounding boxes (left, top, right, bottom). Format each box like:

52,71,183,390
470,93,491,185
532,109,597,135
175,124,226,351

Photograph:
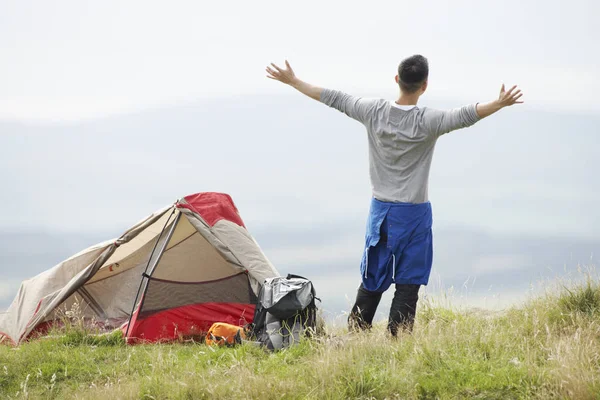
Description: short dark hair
398,55,429,93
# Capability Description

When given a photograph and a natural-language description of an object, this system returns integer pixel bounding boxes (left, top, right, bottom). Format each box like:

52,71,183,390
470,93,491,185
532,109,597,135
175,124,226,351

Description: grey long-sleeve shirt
320,89,481,203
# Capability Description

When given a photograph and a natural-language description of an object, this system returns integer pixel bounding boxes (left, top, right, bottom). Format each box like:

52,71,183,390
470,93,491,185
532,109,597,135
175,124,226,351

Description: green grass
2,276,600,399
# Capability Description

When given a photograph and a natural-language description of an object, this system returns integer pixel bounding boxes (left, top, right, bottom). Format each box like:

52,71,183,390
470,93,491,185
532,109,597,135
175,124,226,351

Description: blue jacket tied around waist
361,198,433,292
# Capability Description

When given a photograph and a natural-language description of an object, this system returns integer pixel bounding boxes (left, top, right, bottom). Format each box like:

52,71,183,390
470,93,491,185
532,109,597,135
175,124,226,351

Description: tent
0,192,279,345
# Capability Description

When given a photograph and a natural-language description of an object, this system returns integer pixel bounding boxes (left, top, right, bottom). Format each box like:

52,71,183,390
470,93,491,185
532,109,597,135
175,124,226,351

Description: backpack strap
234,330,243,345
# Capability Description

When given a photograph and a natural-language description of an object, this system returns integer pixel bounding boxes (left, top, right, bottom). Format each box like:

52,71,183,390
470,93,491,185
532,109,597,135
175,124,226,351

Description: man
266,55,523,336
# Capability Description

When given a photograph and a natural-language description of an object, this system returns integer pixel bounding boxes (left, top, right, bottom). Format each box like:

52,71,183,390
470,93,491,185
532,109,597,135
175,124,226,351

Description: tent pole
124,207,176,340
128,212,181,340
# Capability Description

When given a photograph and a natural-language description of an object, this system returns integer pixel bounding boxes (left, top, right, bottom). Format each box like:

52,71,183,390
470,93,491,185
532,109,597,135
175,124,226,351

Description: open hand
266,61,297,85
498,84,524,107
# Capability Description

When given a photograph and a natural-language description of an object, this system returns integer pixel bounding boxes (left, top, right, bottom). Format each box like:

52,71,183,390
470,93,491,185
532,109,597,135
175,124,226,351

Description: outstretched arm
426,84,525,137
266,61,322,101
266,60,377,124
476,84,524,118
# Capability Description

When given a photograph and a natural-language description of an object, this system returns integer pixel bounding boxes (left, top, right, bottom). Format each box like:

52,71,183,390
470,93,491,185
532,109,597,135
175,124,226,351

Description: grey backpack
251,274,318,351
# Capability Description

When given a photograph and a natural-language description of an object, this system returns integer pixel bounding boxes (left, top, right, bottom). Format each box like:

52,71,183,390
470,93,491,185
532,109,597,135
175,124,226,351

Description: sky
0,0,599,315
1,0,599,121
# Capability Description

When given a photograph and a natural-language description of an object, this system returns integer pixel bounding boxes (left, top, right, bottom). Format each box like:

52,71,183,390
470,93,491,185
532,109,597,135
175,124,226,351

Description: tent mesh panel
139,272,256,317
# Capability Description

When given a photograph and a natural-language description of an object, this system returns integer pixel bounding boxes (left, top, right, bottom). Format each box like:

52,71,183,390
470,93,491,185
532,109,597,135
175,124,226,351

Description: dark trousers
349,282,420,336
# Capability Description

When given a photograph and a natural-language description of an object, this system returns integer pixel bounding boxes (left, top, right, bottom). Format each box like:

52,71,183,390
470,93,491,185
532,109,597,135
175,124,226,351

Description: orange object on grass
205,322,247,346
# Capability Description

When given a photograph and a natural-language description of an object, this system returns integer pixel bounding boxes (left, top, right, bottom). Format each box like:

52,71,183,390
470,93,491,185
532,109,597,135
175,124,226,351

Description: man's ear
421,80,428,93
395,75,399,84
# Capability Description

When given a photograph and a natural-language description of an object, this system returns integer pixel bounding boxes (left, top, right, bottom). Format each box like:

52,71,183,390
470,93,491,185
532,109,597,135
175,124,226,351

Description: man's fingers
285,60,294,72
505,85,518,97
497,83,524,105
266,66,278,76
271,63,284,73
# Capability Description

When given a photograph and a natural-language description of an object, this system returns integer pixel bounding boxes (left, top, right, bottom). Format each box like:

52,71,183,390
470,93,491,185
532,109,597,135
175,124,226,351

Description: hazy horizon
1,0,598,320
1,95,598,318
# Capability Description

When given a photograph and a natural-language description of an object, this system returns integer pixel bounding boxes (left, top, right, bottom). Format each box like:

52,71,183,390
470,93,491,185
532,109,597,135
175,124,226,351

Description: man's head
396,55,429,95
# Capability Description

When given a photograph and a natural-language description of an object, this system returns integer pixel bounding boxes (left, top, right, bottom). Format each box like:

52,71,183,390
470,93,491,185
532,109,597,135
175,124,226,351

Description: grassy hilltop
1,276,599,400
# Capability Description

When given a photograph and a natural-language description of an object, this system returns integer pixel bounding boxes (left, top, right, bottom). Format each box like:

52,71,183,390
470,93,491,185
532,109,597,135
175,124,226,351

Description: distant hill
1,224,597,317
0,95,598,237
0,96,598,315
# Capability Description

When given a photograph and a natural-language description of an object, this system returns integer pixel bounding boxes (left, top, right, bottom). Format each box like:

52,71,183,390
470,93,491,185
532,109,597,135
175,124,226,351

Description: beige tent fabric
0,242,111,343
89,208,177,284
74,215,179,323
0,197,280,345
82,261,149,321
180,208,279,293
179,209,244,268
162,212,197,251
0,206,171,344
211,220,279,294
43,211,182,325
152,232,241,282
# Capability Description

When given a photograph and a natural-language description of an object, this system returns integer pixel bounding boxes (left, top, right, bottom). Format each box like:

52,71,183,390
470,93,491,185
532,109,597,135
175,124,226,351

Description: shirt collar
390,101,418,111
